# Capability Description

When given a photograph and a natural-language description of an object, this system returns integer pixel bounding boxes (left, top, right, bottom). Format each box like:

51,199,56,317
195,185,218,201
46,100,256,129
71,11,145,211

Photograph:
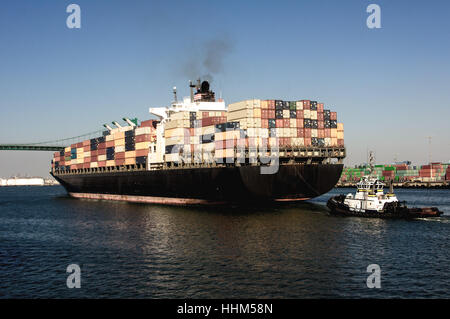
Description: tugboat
327,153,443,218
327,176,442,218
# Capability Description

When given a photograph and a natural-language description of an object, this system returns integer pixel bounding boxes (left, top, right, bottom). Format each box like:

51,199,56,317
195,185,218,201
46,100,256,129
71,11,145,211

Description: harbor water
1,186,449,298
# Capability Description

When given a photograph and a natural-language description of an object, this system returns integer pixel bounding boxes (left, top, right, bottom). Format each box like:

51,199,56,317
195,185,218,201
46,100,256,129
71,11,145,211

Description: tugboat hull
327,195,443,219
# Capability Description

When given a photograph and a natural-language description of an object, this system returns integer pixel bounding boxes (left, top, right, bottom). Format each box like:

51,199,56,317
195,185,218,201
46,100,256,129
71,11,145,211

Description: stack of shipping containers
53,98,345,171
162,99,344,164
52,120,157,171
339,162,450,183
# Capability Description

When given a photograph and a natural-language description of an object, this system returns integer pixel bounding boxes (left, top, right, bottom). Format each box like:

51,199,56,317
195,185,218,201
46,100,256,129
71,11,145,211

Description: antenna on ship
103,124,113,131
189,80,195,103
368,150,375,176
173,86,178,103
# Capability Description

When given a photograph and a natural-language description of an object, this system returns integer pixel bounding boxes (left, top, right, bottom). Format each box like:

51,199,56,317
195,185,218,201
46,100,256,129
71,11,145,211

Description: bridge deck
0,145,64,151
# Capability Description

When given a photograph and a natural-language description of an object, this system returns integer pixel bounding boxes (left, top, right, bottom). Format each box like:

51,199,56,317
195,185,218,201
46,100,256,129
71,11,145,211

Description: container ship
51,80,346,205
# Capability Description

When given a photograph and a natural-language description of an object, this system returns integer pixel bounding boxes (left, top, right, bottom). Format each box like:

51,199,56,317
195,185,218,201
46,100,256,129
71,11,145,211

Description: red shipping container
317,112,324,121
302,100,310,110
83,163,90,169
262,120,269,129
268,110,275,118
140,120,157,128
267,100,275,109
136,149,148,157
115,159,125,166
283,119,290,127
84,157,91,163
304,128,311,138
90,150,98,156
296,110,304,119
115,152,125,160
318,121,324,129
97,148,106,155
83,146,90,152
91,156,98,162
261,109,268,119
297,128,304,137
106,141,114,148
337,139,344,146
318,129,324,138
76,142,83,148
135,134,151,143
304,137,312,146
98,142,106,150
317,103,324,112
71,144,77,149
276,119,283,128
98,161,106,167
82,140,90,147
296,119,304,128
330,112,337,121
325,128,331,137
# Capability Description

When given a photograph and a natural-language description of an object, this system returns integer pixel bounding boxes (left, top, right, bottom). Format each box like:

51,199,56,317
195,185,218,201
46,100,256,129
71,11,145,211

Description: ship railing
52,146,346,175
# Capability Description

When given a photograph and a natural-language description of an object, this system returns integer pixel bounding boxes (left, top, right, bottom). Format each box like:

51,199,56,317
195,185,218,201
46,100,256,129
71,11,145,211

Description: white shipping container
283,110,290,119
165,127,189,138
304,110,311,119
259,128,269,138
215,149,234,158
135,126,152,135
227,109,253,121
310,111,317,120
115,145,125,153
225,130,241,140
201,126,215,135
201,142,215,152
170,111,190,121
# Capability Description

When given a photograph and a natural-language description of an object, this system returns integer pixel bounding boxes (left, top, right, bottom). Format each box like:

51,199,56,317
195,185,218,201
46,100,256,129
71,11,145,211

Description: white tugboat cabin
343,176,398,213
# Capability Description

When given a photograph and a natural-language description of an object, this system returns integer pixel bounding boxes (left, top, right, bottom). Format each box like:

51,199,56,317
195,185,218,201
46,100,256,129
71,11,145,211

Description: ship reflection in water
0,186,449,298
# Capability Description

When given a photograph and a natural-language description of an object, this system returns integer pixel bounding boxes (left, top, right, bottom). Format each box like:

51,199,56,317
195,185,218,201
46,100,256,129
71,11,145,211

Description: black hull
327,195,443,219
52,163,343,205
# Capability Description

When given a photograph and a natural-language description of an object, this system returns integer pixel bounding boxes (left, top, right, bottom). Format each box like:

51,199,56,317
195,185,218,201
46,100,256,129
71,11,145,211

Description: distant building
0,177,45,186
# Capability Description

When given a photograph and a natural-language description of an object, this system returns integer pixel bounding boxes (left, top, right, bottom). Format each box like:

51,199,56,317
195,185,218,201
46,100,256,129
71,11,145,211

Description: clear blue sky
1,0,449,177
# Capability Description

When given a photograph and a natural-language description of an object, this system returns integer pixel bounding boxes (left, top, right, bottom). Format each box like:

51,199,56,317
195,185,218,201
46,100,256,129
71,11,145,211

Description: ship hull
52,163,343,205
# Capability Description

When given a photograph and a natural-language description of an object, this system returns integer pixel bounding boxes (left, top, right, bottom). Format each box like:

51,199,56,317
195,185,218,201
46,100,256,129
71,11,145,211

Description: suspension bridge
0,130,107,152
